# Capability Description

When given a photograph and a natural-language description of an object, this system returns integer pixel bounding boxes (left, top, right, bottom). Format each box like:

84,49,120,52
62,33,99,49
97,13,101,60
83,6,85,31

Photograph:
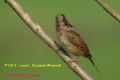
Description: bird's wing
65,29,89,54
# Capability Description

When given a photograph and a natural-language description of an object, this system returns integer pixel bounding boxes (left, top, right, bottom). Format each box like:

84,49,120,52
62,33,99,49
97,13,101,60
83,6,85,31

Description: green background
0,0,120,80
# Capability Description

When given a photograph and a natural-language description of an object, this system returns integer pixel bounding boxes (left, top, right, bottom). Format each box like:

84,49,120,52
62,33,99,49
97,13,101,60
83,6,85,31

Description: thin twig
96,0,120,23
5,0,93,80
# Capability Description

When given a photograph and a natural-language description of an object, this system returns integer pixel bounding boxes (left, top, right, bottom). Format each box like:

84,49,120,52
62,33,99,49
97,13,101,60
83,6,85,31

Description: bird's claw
68,59,77,68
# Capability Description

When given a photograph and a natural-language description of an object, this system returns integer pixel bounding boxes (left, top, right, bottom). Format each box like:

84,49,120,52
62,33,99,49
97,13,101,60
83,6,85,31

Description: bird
56,13,99,72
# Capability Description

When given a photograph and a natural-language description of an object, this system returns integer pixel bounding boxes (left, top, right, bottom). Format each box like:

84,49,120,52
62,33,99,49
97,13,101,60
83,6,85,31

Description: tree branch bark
5,0,93,80
96,0,120,23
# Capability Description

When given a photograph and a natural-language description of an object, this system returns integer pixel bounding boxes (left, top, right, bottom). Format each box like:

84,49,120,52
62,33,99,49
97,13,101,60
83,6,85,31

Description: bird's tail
88,57,100,73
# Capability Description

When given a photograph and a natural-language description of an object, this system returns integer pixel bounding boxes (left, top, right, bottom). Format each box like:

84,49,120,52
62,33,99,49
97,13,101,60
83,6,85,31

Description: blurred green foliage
0,0,120,80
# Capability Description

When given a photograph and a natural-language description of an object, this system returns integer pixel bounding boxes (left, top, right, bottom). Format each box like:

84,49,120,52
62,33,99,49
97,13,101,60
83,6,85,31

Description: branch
5,0,93,80
96,0,120,23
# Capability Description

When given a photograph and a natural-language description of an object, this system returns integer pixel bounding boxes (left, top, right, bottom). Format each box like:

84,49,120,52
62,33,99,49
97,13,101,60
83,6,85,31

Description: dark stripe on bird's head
56,13,73,28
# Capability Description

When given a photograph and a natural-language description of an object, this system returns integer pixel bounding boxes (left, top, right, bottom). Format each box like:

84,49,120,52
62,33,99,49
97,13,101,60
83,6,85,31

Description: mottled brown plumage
56,14,99,72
